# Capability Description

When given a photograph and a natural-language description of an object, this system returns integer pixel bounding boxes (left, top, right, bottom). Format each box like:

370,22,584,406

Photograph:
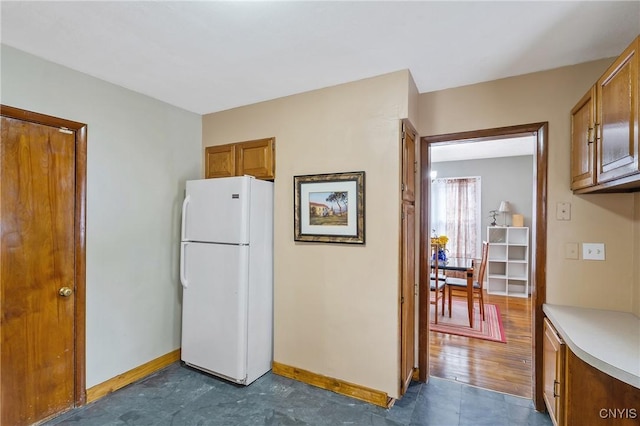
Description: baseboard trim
86,349,181,403
272,361,392,408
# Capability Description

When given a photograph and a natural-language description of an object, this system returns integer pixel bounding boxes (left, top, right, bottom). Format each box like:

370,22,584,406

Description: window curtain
430,177,481,259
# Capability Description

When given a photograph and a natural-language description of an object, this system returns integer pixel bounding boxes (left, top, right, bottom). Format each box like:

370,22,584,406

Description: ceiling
431,136,535,163
1,1,639,115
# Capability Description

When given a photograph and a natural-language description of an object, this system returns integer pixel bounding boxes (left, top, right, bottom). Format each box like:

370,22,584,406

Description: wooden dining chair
445,241,489,320
430,243,446,324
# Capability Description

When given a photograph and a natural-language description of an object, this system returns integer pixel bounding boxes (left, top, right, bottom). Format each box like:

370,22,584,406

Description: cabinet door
205,144,236,179
596,37,639,184
236,138,275,180
402,126,416,202
571,87,596,190
543,318,565,426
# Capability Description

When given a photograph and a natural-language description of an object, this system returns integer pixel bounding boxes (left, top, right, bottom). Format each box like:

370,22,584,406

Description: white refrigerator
180,176,273,385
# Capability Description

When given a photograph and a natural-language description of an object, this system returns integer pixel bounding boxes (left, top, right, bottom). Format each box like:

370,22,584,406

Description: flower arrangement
431,231,449,262
431,235,449,247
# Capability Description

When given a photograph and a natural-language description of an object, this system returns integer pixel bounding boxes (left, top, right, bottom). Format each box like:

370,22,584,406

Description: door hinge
59,127,73,134
401,296,404,304
401,131,406,141
401,183,405,191
401,211,405,220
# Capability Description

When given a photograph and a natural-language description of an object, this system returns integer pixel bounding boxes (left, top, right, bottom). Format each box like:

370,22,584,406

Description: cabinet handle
553,380,560,398
594,122,601,142
587,127,594,144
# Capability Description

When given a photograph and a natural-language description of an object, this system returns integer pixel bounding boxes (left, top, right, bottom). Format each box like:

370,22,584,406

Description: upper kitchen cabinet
571,36,640,193
205,137,275,181
597,36,639,186
236,138,275,180
205,143,236,179
570,87,596,190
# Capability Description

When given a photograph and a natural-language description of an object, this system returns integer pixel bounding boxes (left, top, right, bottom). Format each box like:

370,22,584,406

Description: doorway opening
418,123,548,410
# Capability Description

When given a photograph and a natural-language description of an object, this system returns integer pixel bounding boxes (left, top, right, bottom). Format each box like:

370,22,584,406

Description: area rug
430,299,506,343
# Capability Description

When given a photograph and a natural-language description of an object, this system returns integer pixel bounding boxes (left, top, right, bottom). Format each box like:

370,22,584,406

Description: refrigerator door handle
180,242,189,289
181,194,191,241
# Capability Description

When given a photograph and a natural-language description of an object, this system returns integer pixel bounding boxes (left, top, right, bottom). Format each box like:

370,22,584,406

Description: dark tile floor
44,362,552,426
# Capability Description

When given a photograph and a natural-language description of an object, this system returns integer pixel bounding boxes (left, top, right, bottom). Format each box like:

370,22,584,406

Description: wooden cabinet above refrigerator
205,137,275,181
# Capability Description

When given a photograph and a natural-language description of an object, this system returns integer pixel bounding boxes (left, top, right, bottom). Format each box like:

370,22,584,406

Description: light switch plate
565,243,578,260
583,243,605,261
556,202,571,220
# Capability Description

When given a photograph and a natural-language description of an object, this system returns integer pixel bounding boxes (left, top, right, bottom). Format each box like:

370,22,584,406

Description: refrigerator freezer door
181,242,249,383
182,177,250,244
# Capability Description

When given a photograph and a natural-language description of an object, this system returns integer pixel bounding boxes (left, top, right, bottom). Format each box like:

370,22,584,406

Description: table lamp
499,201,511,226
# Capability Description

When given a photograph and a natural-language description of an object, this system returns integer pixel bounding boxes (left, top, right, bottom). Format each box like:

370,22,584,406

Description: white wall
202,70,413,399
1,45,202,387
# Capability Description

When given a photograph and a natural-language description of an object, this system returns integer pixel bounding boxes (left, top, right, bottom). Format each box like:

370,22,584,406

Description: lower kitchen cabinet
565,350,639,425
543,318,565,426
543,316,640,425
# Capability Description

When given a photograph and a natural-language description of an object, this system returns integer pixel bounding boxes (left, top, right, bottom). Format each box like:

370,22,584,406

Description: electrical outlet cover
583,243,605,260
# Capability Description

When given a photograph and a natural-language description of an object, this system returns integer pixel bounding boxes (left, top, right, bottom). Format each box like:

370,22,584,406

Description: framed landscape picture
293,171,365,244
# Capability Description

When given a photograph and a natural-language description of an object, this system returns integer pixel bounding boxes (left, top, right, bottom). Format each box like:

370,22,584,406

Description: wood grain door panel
400,202,416,395
1,116,77,425
543,319,565,426
596,40,639,183
402,129,416,202
235,137,275,180
205,144,236,178
570,87,596,190
400,121,417,396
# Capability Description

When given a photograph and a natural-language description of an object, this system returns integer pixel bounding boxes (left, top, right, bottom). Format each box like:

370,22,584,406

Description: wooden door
570,87,596,190
236,137,275,180
596,37,639,184
1,107,86,425
400,202,415,395
399,121,416,395
205,144,236,178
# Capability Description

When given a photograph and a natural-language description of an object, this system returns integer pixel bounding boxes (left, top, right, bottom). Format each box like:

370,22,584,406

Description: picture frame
294,171,365,244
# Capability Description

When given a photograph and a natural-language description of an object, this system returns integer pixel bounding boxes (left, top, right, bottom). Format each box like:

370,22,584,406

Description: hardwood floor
428,292,533,398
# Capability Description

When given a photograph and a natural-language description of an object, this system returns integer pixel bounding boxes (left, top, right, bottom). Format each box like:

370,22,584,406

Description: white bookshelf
486,226,529,298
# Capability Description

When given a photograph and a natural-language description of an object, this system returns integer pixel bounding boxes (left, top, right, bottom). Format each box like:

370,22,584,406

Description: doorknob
59,287,73,297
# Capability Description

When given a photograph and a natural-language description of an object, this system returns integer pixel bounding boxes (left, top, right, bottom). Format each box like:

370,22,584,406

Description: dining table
431,257,476,328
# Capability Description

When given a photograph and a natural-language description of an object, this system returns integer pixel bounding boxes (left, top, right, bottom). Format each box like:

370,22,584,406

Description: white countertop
543,304,640,389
